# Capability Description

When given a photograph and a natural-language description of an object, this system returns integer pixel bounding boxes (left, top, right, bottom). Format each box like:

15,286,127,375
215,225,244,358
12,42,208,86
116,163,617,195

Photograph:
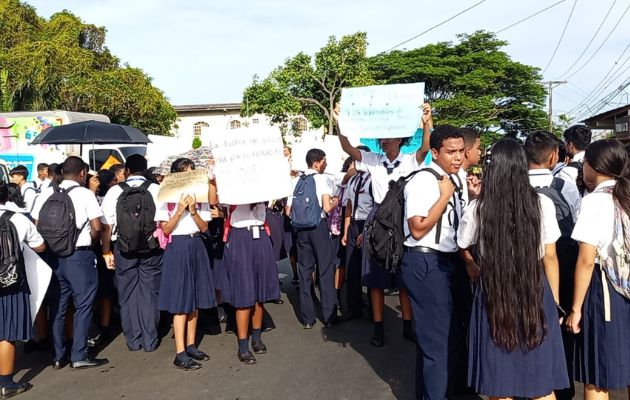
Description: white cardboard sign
338,83,425,139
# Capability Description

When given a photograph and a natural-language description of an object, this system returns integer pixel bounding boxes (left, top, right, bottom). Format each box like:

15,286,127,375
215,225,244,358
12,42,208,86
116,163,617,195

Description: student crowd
0,103,629,400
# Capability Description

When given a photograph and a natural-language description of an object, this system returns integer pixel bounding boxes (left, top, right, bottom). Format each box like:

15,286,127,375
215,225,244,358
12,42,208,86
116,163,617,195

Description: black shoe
0,382,33,398
251,341,267,354
271,298,284,305
187,349,210,362
173,357,201,370
23,340,38,353
371,334,384,347
70,358,109,370
237,351,257,364
52,358,68,370
324,316,342,329
403,328,417,343
291,277,299,285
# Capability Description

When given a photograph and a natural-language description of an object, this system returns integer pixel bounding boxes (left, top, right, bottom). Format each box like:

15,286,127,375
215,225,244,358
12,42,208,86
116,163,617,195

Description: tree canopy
0,0,176,134
242,32,374,135
244,30,549,144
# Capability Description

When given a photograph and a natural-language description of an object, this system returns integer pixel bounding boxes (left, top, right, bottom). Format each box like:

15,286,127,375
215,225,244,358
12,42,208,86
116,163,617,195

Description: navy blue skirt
223,227,280,308
158,235,216,314
0,287,33,342
468,279,569,397
574,267,630,389
266,209,294,261
207,219,229,297
361,206,402,289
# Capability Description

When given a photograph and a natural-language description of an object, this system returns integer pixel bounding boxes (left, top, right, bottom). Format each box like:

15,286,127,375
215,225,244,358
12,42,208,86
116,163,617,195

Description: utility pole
542,80,567,132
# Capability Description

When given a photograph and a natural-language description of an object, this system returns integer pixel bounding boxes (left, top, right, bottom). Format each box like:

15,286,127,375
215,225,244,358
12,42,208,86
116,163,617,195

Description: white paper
338,83,425,139
23,246,52,324
209,127,293,205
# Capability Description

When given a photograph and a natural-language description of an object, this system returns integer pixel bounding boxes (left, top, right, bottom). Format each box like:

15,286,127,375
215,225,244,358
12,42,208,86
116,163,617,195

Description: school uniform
529,168,581,221
223,204,280,308
20,184,37,214
571,180,630,390
400,162,462,400
356,150,420,289
556,151,584,186
290,169,337,325
100,175,163,352
344,171,373,316
0,207,44,342
458,194,569,398
35,177,51,192
266,199,292,262
155,202,216,314
31,180,102,363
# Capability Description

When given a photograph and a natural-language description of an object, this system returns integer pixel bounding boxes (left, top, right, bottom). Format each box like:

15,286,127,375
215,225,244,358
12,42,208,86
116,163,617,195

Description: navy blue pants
345,219,365,315
48,249,98,362
401,251,455,400
295,220,337,324
114,247,163,352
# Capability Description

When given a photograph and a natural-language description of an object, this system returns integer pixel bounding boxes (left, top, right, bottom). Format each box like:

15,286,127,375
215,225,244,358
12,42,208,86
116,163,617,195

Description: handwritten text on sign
210,127,292,205
338,82,425,139
157,169,209,203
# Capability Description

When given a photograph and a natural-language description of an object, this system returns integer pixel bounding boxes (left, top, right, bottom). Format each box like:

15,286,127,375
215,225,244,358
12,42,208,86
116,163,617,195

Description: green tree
192,136,202,149
243,32,374,135
0,2,176,134
369,31,548,143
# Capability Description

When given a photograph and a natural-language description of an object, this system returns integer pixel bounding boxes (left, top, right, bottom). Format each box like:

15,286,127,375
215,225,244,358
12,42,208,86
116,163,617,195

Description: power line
384,0,486,52
564,1,630,79
573,76,630,121
542,0,579,74
556,0,617,78
495,0,566,33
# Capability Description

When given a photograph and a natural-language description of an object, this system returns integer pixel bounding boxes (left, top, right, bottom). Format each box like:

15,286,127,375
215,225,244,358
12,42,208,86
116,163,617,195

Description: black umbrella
30,120,152,145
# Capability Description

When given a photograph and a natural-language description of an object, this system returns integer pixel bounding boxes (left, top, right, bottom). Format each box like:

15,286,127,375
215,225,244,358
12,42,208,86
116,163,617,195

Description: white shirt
35,178,51,192
31,180,102,247
458,194,560,258
287,169,333,218
571,180,616,259
556,151,585,185
344,172,373,221
21,184,38,213
456,168,469,210
230,203,266,228
528,169,581,222
100,176,160,241
355,150,420,204
155,202,212,236
403,162,462,252
0,207,44,250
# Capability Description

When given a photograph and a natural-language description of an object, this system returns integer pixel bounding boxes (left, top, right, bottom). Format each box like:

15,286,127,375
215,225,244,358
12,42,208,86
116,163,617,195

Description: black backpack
367,168,443,273
37,184,86,257
115,181,159,255
0,211,26,294
534,178,574,238
569,160,586,196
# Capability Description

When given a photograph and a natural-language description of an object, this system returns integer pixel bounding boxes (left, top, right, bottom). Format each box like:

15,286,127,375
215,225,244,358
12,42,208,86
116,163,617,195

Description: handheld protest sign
338,82,425,139
209,127,292,205
157,169,210,203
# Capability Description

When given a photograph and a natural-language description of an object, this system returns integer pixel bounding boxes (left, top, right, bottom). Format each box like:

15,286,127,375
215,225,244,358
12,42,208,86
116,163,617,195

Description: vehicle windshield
120,146,147,158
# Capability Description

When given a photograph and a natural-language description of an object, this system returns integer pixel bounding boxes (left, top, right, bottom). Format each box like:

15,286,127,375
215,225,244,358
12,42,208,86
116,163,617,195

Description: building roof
582,104,630,128
174,103,242,113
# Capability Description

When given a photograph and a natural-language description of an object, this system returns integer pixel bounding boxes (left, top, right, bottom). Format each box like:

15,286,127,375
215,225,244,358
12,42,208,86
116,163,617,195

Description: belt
403,246,438,254
75,246,92,251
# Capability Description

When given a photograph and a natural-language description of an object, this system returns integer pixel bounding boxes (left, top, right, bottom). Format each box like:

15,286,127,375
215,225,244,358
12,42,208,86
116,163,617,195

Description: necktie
383,161,401,175
352,173,364,220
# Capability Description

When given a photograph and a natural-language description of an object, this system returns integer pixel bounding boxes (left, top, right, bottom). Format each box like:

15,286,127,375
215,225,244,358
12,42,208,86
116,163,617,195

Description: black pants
345,219,365,315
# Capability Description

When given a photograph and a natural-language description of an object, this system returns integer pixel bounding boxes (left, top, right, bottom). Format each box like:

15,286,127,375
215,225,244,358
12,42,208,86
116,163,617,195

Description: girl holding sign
156,158,216,370
223,203,281,364
335,103,432,347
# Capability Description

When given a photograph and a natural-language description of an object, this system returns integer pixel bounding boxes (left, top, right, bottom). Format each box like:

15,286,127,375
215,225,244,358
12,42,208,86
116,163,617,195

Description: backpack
115,181,159,255
534,178,574,238
367,168,443,273
597,186,630,300
0,211,26,294
37,184,86,257
569,161,586,196
290,174,322,230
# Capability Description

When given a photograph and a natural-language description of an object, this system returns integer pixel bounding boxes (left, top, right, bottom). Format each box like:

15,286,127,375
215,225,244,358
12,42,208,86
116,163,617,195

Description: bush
192,137,202,149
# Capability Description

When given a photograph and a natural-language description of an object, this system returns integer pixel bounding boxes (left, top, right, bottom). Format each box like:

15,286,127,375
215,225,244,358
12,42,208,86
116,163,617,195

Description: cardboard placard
157,168,209,203
210,127,292,205
338,83,425,139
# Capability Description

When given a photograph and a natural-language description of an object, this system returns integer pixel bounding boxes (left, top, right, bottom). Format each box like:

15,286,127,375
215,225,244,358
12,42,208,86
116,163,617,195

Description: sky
23,0,630,122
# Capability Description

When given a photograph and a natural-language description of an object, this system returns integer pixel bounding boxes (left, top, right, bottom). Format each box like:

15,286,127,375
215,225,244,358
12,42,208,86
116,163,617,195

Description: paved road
12,259,626,400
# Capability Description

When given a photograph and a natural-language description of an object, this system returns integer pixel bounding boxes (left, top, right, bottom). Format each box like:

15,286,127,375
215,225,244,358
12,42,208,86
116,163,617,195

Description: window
296,117,308,132
252,118,259,124
88,149,123,171
230,120,241,129
193,121,209,137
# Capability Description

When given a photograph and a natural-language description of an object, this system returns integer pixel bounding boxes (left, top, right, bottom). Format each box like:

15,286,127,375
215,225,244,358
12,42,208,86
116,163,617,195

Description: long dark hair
170,158,195,173
585,139,630,215
7,183,26,209
476,138,546,352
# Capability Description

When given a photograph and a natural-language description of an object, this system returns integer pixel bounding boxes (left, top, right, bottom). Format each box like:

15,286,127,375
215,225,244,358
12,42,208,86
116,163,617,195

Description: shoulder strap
119,182,131,191
139,180,152,190
418,167,442,180
64,185,80,194
0,210,15,223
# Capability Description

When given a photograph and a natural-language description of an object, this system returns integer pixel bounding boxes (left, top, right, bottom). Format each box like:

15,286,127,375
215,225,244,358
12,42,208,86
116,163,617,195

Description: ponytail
613,154,630,216
585,139,630,215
